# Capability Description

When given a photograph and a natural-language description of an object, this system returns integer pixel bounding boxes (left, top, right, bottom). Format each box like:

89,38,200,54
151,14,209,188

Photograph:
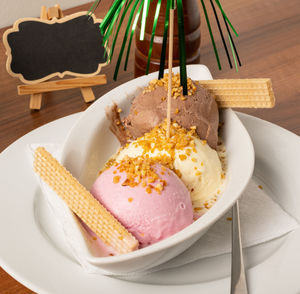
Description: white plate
0,112,299,293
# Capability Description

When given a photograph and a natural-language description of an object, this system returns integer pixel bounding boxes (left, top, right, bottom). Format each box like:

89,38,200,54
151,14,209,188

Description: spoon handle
231,200,248,294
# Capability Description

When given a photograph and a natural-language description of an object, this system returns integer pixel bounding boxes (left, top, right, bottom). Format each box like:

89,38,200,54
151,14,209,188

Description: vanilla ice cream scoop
172,137,222,205
116,121,223,210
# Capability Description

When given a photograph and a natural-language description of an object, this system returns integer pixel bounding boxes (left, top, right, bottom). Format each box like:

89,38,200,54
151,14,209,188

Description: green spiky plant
88,0,241,95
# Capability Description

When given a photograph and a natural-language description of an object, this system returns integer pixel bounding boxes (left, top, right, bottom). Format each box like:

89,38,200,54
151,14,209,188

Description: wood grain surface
0,0,299,293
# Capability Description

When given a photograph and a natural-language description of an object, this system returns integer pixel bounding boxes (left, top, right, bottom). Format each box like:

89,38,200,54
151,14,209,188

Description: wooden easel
18,5,107,110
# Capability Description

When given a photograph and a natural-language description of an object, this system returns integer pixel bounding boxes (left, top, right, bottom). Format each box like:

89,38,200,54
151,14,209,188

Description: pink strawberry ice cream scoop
90,163,193,247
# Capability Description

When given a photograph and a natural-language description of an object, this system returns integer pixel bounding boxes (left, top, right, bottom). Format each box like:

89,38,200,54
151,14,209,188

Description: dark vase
134,0,201,77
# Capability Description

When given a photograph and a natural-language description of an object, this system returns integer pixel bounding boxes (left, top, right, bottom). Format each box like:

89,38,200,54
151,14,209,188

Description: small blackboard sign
3,12,108,84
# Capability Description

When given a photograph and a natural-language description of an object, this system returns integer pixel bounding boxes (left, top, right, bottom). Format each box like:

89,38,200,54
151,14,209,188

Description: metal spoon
231,200,248,294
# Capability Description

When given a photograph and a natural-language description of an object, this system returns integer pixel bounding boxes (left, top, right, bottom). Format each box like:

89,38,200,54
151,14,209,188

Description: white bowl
60,64,255,274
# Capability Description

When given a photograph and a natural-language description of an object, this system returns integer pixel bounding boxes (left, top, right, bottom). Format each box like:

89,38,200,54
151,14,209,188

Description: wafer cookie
34,147,138,254
197,79,275,108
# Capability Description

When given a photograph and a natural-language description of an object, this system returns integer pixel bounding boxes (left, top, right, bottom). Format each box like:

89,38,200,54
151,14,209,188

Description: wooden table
0,0,299,292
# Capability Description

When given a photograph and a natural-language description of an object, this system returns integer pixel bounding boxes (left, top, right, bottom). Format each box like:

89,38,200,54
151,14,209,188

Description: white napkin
29,144,299,276
148,179,299,273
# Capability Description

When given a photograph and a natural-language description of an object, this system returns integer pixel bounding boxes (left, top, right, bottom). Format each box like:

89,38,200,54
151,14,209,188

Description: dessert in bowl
59,65,254,274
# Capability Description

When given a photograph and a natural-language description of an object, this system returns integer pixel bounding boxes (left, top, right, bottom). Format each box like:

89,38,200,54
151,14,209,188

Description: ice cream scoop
108,74,219,149
116,120,223,211
91,162,193,247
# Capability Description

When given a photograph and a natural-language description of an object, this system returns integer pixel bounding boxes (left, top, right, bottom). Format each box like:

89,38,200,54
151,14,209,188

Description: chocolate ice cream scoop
107,74,219,149
122,84,219,149
106,104,131,146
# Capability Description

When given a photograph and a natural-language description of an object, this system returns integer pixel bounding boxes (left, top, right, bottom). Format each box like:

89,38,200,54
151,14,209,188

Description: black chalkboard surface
3,12,108,84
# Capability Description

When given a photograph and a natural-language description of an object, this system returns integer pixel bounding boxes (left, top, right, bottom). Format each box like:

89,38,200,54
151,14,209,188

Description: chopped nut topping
179,154,187,161
105,119,205,194
143,73,197,99
185,149,191,156
147,177,155,183
155,183,163,194
113,176,120,183
107,156,168,194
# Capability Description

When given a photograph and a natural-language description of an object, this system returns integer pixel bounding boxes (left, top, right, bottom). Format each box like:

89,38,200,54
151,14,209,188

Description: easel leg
40,6,48,20
30,93,43,109
47,7,60,19
55,4,64,18
80,87,95,103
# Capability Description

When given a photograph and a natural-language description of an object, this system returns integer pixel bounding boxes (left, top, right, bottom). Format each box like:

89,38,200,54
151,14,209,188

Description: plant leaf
114,0,143,79
214,0,238,37
108,0,135,61
228,34,238,72
177,0,188,94
200,0,221,70
124,0,144,71
140,0,150,40
146,0,162,74
158,0,170,79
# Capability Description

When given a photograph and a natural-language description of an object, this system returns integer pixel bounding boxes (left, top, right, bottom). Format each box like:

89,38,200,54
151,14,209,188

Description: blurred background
0,0,87,27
